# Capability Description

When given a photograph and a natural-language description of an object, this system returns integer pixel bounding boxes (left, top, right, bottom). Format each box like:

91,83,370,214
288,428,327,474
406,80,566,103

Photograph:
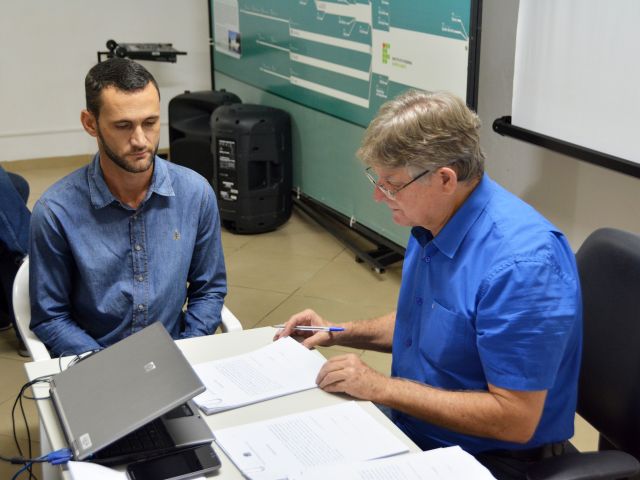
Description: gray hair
357,90,485,181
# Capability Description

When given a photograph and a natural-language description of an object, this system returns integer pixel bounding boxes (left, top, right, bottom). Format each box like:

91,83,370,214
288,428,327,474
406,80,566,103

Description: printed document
290,446,496,479
67,461,207,480
213,401,410,480
67,461,126,479
192,336,326,414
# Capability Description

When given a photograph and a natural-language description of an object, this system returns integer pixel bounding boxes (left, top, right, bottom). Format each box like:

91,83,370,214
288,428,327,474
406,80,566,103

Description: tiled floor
0,156,597,478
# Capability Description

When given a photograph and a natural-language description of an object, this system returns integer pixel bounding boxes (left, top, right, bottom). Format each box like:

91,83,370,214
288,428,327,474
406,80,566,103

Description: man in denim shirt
29,58,227,356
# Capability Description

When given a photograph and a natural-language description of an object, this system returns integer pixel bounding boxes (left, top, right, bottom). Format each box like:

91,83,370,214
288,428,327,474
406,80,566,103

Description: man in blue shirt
29,58,227,356
276,91,581,479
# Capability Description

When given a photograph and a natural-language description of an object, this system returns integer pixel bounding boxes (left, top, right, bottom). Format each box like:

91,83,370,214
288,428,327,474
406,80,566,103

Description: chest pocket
418,300,475,370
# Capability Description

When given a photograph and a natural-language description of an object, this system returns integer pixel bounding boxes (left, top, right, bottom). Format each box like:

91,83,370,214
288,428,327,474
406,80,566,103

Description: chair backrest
12,257,51,361
575,228,640,458
13,256,242,361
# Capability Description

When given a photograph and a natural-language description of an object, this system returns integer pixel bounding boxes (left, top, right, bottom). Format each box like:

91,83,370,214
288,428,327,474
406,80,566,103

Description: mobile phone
126,444,221,480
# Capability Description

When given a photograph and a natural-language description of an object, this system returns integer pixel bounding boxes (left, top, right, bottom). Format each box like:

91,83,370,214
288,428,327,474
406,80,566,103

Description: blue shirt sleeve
29,199,102,356
180,186,227,338
476,242,580,391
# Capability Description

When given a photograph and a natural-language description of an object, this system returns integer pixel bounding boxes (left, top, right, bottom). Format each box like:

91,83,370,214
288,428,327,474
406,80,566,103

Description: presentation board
209,0,481,250
212,0,479,127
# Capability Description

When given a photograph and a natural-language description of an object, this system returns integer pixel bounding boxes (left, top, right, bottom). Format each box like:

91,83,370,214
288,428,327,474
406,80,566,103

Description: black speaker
168,90,241,183
211,104,292,234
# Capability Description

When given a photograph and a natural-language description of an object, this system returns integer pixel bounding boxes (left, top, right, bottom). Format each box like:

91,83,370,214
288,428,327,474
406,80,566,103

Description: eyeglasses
364,166,431,200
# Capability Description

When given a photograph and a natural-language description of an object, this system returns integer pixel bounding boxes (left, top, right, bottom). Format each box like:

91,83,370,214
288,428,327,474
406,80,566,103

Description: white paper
290,446,496,480
192,336,326,414
214,401,410,480
67,461,207,480
67,461,127,480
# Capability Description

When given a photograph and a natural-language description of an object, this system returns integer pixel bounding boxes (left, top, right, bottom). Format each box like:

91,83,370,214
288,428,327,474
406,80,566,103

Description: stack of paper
67,462,208,480
213,401,410,480
192,336,326,414
67,461,126,479
290,446,496,479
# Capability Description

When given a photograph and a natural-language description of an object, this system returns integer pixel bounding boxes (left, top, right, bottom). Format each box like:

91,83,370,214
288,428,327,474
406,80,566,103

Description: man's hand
273,309,341,349
316,353,388,401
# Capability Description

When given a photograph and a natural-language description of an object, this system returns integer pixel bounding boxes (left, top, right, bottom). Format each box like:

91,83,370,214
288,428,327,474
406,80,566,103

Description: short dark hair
85,58,160,117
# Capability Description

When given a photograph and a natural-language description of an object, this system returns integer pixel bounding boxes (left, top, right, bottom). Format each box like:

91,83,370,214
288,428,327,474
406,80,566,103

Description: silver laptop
49,322,214,464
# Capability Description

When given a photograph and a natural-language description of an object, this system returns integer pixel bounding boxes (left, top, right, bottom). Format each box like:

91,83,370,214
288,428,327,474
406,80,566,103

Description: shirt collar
88,154,175,209
411,174,494,259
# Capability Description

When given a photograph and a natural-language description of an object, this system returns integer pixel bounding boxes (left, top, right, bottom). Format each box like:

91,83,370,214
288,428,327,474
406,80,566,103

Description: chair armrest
12,257,52,361
22,335,52,362
526,451,640,480
220,305,243,333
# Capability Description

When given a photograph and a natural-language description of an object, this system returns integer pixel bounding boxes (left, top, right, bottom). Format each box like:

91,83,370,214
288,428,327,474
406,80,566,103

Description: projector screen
508,0,640,172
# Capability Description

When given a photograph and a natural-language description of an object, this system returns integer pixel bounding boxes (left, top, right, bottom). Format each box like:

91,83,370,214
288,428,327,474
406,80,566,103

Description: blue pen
272,324,345,332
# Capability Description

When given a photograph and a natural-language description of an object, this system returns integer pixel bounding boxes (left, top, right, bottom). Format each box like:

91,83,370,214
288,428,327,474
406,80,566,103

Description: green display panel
211,0,478,127
210,1,480,249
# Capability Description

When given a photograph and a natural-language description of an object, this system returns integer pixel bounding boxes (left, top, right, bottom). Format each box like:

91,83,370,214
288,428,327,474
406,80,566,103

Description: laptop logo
79,433,92,450
144,361,156,373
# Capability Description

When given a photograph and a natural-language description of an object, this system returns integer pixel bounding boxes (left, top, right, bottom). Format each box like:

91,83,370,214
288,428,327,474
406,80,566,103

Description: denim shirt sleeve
180,186,227,337
29,199,101,356
0,166,30,255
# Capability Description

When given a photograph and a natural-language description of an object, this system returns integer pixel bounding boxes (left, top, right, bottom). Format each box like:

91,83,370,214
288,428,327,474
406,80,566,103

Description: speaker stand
292,194,404,274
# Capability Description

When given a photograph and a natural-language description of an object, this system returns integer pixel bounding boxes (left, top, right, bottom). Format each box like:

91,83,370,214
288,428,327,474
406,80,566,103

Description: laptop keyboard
92,417,174,464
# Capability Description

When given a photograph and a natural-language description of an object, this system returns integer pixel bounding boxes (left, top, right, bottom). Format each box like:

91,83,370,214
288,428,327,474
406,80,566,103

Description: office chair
12,257,243,361
527,228,640,480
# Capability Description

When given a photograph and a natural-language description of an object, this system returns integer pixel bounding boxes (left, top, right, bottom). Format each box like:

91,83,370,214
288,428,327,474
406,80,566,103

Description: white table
24,327,419,479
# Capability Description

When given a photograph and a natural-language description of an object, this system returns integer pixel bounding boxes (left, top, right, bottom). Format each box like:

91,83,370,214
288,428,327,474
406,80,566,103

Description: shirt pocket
418,300,473,370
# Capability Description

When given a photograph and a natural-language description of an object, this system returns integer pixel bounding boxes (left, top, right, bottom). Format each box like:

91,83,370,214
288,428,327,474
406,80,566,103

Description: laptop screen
49,323,206,460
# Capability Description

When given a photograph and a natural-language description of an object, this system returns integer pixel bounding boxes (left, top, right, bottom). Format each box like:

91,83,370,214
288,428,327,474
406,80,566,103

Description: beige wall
477,0,640,249
0,0,211,162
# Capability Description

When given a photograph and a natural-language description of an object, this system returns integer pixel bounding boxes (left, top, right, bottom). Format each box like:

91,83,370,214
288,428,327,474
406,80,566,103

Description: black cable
10,376,52,480
0,454,48,464
13,381,38,479
18,391,32,477
6,352,100,478
57,351,70,373
2,449,73,480
12,376,52,449
57,349,100,372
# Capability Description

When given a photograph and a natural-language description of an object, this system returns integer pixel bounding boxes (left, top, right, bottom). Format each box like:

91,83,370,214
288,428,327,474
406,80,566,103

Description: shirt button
404,338,412,348
424,256,431,263
137,304,145,311
416,297,423,306
134,244,142,251
137,275,144,282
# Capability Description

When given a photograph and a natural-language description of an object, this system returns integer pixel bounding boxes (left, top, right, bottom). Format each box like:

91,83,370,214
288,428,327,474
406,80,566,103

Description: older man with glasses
276,90,582,480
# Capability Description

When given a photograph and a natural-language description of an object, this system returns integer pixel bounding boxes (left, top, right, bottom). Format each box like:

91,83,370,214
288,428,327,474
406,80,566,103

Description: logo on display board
382,42,391,64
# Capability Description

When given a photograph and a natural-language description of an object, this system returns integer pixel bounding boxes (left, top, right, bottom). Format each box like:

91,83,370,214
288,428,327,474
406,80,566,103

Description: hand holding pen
272,325,345,332
272,308,344,349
